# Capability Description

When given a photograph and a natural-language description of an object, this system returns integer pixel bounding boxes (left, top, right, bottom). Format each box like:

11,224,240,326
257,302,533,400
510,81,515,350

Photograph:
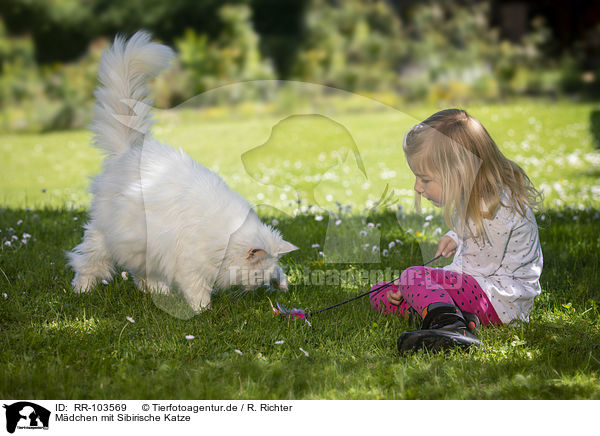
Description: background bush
0,0,598,132
0,20,103,132
153,4,276,108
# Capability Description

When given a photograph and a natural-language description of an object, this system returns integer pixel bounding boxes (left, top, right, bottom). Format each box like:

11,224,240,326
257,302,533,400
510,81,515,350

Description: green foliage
291,0,569,103
401,0,503,102
0,21,104,133
0,0,238,62
0,5,275,130
291,0,406,92
153,4,275,108
1,0,598,133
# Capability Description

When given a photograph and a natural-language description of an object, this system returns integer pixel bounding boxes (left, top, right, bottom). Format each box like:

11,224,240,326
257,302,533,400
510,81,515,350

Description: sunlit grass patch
1,99,598,211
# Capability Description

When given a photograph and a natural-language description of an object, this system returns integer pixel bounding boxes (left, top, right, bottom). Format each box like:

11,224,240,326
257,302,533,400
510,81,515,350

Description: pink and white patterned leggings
369,266,502,325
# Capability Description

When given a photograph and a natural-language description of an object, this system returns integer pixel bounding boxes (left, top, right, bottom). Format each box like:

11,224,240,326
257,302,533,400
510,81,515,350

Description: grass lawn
1,99,599,399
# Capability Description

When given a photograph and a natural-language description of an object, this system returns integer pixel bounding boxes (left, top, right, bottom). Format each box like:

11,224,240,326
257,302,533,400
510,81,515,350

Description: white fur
67,31,298,311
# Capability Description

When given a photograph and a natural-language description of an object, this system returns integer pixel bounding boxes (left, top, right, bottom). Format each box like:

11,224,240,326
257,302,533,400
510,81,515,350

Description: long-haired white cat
67,31,297,311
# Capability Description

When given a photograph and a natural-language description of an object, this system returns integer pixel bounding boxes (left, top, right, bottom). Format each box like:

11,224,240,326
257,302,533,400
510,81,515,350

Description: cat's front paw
72,274,97,293
186,292,212,312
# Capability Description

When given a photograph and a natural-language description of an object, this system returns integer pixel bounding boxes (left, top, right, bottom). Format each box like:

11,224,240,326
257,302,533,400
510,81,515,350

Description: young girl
369,109,543,353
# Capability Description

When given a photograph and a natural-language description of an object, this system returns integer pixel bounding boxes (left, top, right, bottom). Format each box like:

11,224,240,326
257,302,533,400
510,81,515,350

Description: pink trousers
370,266,502,326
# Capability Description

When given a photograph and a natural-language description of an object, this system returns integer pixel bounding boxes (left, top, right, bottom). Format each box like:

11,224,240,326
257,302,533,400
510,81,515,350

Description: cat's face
224,243,296,291
216,214,298,291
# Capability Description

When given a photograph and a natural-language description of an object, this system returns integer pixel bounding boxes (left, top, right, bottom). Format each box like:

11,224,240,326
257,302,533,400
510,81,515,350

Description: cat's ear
247,248,267,262
278,240,299,255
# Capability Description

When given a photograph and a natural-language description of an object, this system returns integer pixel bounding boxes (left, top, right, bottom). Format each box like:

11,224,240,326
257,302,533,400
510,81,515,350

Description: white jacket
444,193,543,324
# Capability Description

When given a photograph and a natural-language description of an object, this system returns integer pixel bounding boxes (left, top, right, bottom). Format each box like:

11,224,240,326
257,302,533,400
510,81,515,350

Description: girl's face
413,171,443,207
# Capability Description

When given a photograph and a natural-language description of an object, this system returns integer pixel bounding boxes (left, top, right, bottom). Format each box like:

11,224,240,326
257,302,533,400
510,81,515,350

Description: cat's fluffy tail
91,31,174,157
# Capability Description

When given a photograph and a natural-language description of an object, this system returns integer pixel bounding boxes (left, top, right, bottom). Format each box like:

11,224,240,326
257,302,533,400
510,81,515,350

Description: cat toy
272,254,443,321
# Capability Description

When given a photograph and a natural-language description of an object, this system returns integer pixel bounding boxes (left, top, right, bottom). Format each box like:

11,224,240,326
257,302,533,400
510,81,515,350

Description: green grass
2,99,599,211
1,207,599,399
1,99,599,399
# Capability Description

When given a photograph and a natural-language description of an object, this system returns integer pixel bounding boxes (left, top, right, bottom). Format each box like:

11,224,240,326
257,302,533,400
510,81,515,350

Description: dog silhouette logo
3,402,50,433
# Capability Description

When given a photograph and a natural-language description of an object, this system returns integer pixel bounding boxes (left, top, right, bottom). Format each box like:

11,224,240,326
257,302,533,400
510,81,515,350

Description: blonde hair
403,108,542,242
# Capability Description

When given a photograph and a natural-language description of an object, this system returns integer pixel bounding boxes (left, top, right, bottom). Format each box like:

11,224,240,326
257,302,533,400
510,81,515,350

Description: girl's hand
386,288,404,306
435,236,457,258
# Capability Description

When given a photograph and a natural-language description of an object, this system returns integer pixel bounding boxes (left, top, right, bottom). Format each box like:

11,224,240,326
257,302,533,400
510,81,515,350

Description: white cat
67,31,297,311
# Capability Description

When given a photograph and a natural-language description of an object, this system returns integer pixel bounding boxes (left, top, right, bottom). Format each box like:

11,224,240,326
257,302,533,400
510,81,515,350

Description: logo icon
3,402,50,434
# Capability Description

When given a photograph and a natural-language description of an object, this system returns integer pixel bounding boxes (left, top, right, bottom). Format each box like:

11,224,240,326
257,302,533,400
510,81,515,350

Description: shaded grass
1,206,599,399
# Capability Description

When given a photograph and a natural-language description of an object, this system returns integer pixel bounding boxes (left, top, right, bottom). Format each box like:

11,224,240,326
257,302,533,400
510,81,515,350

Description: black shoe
397,327,481,353
397,304,481,354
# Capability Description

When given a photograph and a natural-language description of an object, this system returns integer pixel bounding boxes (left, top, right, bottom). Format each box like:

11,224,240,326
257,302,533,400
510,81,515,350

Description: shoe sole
397,329,481,354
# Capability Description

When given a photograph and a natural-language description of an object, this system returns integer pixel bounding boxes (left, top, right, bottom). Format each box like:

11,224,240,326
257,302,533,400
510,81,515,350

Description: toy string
305,254,443,318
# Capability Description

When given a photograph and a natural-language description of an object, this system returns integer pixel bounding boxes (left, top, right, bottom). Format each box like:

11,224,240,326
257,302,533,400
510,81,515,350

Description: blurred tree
0,0,96,63
0,0,304,76
291,0,407,92
153,4,275,107
0,0,246,63
289,0,562,100
0,0,597,133
0,17,104,132
251,0,308,78
403,0,503,100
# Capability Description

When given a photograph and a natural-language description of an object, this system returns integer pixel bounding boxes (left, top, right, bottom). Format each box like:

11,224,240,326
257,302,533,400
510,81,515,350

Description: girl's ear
247,248,267,262
278,240,299,255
